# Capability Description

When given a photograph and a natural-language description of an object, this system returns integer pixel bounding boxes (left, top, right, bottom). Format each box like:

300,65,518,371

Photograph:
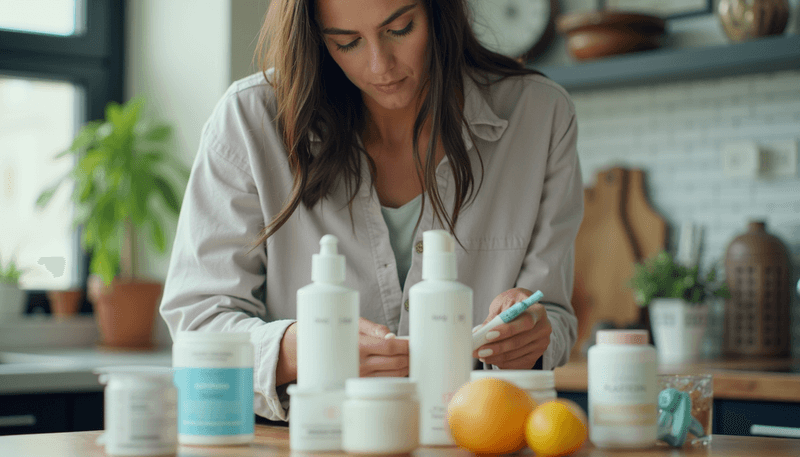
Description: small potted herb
0,256,26,318
629,251,729,364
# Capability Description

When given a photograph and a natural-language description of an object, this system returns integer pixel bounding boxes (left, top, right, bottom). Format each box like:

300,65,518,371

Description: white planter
0,282,26,318
649,298,709,365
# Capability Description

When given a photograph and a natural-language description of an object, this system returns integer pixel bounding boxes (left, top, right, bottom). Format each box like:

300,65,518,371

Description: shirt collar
460,73,509,150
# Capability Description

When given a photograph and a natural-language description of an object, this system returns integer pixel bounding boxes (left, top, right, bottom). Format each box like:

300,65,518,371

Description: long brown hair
254,0,539,245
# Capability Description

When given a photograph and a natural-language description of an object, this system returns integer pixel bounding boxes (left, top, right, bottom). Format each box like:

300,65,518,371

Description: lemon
525,399,588,456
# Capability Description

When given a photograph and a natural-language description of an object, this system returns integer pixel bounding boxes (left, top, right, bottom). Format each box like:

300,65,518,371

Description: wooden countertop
555,357,800,402
2,426,800,457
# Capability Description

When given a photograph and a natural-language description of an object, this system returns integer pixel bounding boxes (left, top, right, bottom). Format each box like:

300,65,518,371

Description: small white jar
172,331,254,445
96,366,177,456
287,386,346,452
470,370,557,405
342,378,419,454
588,329,657,449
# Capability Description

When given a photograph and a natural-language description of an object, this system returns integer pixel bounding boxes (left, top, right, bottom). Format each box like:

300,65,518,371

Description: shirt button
404,299,409,311
415,241,423,254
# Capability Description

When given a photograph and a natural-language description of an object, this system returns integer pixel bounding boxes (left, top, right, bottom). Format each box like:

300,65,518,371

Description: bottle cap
596,329,649,345
312,234,346,284
421,230,457,280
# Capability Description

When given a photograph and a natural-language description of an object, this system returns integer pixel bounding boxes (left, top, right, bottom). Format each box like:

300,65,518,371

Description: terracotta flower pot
47,289,84,316
88,276,163,349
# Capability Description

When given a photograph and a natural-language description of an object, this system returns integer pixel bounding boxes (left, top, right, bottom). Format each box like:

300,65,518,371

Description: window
0,0,124,312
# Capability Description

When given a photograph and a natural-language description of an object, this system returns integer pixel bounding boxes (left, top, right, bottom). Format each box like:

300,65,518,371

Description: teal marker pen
472,290,544,351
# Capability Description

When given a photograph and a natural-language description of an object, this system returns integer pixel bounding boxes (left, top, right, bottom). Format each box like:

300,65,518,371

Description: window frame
0,0,125,313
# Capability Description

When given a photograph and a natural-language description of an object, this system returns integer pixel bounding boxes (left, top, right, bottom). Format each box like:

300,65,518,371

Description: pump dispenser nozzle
312,235,346,284
421,230,457,280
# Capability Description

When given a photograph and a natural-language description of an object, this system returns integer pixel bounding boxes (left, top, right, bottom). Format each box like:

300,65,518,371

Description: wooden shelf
532,34,800,92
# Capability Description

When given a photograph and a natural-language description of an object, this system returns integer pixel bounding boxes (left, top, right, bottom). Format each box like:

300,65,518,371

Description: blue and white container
173,331,254,445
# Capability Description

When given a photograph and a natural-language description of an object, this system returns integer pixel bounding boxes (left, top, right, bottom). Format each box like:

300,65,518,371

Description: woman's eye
335,38,360,52
389,20,414,37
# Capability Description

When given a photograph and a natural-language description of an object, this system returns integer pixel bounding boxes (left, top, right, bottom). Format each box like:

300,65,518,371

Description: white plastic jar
342,378,419,454
470,370,557,406
588,329,657,449
96,366,177,456
172,331,254,445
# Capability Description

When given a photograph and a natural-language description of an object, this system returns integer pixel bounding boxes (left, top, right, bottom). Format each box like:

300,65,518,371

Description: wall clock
469,0,559,62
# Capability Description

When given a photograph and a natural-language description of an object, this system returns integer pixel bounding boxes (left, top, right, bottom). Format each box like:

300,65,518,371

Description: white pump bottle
296,234,359,390
409,230,473,446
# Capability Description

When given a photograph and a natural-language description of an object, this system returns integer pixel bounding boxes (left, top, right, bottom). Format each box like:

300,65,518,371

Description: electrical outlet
722,141,760,178
760,139,798,178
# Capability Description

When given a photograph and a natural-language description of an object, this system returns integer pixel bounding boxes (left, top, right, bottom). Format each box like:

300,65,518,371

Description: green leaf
149,220,166,253
153,176,181,214
36,184,61,209
142,125,172,143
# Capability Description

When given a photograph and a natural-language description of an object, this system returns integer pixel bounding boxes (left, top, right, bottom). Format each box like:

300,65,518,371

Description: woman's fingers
358,317,391,338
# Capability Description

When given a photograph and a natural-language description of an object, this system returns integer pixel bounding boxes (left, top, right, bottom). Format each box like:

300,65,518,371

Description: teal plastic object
657,388,706,447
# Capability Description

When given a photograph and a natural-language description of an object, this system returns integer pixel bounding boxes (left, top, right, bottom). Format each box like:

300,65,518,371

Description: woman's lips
373,77,406,94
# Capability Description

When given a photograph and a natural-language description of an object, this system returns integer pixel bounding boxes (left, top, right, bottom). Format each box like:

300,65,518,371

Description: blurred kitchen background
1,0,799,351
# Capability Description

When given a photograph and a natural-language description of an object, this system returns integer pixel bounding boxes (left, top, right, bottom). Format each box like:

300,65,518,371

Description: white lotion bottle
409,230,473,446
296,234,359,390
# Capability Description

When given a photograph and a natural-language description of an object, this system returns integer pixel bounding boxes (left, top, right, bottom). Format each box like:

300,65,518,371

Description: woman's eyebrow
321,3,417,35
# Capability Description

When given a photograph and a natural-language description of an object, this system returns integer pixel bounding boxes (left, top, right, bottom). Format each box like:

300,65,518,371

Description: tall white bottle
409,230,473,446
296,235,359,390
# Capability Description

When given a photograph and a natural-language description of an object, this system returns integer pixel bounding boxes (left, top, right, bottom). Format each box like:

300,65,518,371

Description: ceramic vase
0,282,26,318
649,298,709,365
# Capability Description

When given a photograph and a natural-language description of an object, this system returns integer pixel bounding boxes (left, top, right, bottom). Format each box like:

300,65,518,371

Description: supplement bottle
588,329,657,449
173,331,254,445
409,229,473,445
96,366,177,456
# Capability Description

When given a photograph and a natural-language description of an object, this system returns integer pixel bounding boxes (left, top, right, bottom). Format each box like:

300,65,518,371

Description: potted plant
0,256,26,318
37,97,189,348
629,251,729,364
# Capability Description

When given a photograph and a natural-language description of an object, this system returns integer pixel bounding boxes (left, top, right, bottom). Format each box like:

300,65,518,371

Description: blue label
174,367,254,436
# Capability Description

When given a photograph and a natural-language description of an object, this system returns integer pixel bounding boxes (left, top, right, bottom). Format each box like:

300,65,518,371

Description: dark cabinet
0,392,103,436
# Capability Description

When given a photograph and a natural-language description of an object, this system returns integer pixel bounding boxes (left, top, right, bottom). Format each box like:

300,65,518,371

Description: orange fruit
525,399,588,457
447,378,536,454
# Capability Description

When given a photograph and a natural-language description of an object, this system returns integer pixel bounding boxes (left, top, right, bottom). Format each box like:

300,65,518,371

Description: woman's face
316,0,429,112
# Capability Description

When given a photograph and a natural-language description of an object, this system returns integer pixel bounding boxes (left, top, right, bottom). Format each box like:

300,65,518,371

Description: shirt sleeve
160,126,293,421
516,108,583,371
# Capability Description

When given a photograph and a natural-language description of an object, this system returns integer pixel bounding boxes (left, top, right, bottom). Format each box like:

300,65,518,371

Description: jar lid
596,329,649,345
94,365,174,384
345,378,417,399
470,369,555,390
175,331,250,343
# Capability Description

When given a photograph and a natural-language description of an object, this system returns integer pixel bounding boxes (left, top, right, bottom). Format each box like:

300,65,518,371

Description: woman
161,0,583,422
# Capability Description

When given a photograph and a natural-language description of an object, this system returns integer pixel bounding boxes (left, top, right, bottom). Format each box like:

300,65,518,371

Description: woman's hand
357,318,409,377
473,288,551,369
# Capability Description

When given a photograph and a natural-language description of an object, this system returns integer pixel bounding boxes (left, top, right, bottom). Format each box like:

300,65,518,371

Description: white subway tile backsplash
572,69,800,355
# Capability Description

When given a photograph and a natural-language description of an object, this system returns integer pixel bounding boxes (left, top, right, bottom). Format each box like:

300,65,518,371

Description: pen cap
312,234,346,284
421,230,457,280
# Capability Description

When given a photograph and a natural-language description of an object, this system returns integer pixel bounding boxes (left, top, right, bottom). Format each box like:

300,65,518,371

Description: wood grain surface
2,426,800,457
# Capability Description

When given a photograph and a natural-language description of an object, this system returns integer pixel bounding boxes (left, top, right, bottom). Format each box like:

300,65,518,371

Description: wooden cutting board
626,168,667,263
572,167,666,354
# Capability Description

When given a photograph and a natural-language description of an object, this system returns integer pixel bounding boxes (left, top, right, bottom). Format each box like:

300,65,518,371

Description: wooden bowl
556,11,666,61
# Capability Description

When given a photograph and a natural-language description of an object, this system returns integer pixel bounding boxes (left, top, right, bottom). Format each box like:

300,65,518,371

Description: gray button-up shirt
160,70,583,421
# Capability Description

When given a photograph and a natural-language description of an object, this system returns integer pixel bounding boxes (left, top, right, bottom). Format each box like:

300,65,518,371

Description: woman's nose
369,42,394,76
